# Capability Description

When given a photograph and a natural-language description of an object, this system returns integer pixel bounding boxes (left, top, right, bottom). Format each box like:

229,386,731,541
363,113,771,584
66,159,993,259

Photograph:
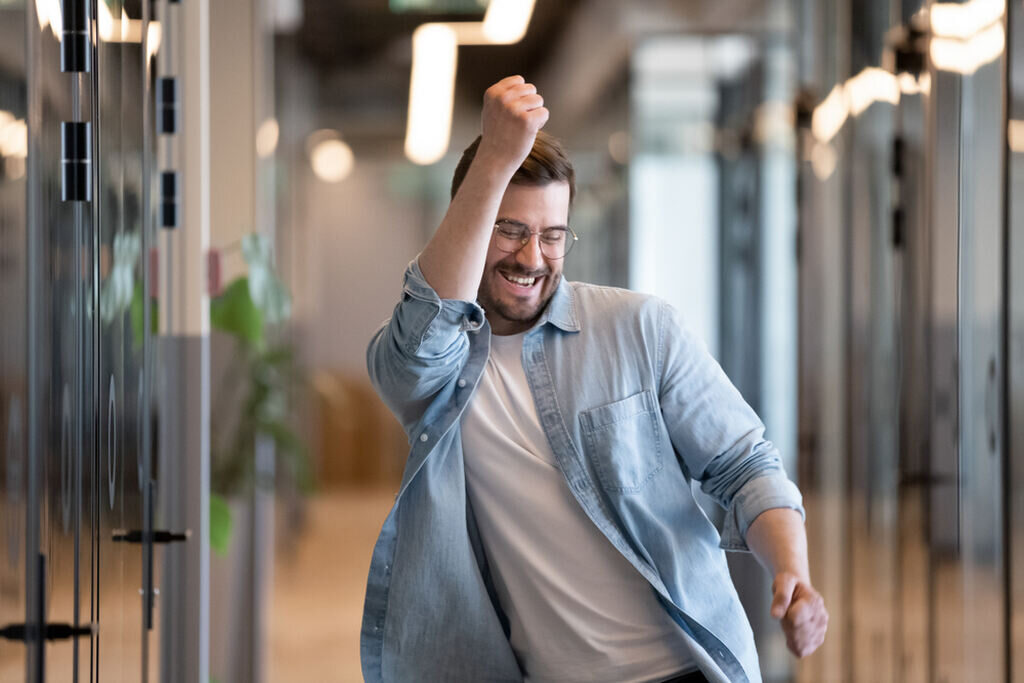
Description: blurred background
0,0,1023,681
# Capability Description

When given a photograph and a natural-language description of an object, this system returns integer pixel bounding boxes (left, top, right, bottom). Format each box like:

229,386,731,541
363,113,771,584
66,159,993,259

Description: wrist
775,566,811,585
473,140,523,179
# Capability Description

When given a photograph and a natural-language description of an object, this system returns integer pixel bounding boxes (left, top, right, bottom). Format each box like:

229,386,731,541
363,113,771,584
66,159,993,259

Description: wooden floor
268,487,395,683
0,486,1011,682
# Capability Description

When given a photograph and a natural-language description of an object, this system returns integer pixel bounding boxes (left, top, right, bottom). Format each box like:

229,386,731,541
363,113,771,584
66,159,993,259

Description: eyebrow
495,218,570,230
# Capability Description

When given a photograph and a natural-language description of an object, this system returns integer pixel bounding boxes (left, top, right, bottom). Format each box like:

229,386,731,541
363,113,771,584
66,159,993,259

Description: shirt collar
535,276,580,333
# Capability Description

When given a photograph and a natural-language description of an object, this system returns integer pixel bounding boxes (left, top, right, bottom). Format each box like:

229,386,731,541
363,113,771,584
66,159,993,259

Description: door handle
0,622,93,642
111,529,190,544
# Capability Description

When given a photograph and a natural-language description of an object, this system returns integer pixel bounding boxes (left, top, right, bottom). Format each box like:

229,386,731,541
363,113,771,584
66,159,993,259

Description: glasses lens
540,228,569,259
494,223,528,252
493,223,576,259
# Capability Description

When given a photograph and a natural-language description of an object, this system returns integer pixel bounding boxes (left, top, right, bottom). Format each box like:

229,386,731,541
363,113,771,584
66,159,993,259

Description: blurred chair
312,370,406,488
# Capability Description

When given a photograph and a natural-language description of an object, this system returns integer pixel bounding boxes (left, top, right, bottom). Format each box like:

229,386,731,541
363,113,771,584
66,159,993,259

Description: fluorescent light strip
35,0,62,40
810,67,927,144
931,0,1004,40
404,1,537,164
482,0,536,44
846,67,900,116
930,21,1005,75
147,22,162,63
405,23,459,165
898,71,930,95
98,1,114,41
811,83,848,144
96,2,147,43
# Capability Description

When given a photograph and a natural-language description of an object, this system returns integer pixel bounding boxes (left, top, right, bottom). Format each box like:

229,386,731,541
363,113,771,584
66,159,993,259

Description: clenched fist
477,75,549,173
770,572,829,658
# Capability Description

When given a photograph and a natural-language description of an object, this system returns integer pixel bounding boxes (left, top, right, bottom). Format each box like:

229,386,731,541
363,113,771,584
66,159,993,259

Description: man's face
478,181,571,336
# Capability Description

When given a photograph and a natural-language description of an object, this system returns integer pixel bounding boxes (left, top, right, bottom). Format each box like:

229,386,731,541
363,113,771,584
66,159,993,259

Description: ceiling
289,0,583,135
281,0,783,148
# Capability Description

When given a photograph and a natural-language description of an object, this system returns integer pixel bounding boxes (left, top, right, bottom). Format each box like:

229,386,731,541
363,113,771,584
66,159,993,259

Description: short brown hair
450,131,576,204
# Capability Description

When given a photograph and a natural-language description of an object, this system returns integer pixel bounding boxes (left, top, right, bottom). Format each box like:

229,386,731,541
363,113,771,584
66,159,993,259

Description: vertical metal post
157,0,211,679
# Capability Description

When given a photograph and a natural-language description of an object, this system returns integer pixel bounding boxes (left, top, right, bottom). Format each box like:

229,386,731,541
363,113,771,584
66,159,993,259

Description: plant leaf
210,493,233,556
130,282,158,348
210,277,264,347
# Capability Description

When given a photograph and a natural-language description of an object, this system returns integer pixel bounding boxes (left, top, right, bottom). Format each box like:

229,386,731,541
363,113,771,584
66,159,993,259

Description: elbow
700,437,785,508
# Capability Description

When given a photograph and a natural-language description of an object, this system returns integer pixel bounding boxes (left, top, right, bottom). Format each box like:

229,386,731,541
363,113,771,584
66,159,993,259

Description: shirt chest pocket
579,389,664,494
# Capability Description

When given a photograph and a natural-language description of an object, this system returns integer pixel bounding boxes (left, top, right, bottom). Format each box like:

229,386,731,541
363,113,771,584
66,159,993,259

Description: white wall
294,156,441,375
629,155,720,358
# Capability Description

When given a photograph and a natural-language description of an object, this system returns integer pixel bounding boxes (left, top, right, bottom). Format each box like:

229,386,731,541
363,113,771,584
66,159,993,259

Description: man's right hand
477,75,549,174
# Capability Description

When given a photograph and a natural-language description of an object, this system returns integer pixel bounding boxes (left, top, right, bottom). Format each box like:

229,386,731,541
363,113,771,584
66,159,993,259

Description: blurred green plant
208,234,309,555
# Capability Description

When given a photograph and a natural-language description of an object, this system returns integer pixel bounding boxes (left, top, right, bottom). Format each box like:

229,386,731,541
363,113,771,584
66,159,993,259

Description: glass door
93,0,159,679
25,0,96,677
0,0,160,679
0,1,31,680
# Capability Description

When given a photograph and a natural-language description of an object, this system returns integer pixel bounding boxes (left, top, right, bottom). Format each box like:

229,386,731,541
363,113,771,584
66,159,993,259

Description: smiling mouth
501,271,539,288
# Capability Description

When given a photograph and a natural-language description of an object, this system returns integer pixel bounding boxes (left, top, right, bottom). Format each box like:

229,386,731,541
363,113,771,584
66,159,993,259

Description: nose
515,233,545,271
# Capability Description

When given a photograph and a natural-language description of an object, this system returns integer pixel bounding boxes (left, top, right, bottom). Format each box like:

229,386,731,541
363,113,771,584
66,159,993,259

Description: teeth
503,273,536,286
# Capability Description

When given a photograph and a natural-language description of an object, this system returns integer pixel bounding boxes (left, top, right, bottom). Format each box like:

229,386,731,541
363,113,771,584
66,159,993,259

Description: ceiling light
35,0,62,40
405,23,458,165
146,21,162,63
930,21,1005,75
811,83,848,143
311,138,354,183
846,67,899,116
897,72,929,95
930,0,1004,40
482,0,536,44
0,119,28,159
811,67,904,144
1009,120,1024,154
256,119,279,158
98,1,115,41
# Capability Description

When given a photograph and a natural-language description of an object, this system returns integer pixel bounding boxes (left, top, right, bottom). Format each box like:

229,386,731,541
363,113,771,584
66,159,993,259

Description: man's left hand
770,572,828,658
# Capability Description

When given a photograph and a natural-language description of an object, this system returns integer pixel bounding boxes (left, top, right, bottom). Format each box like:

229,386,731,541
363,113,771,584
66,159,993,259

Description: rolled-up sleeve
397,259,485,357
718,473,804,551
656,300,805,552
367,259,484,433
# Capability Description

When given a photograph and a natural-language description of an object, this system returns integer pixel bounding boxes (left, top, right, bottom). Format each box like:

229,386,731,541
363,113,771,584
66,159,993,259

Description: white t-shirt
461,331,697,683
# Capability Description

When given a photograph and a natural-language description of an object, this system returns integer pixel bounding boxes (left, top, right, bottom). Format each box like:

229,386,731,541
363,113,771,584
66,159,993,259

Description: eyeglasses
492,219,578,259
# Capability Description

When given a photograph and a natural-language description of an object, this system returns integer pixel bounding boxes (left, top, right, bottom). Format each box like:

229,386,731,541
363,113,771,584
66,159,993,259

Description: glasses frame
492,219,579,260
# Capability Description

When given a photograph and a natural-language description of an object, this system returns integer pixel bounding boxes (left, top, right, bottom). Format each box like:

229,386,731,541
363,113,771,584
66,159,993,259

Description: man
362,76,828,683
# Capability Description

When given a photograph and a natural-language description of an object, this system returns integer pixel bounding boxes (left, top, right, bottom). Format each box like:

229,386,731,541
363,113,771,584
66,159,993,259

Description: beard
477,265,562,333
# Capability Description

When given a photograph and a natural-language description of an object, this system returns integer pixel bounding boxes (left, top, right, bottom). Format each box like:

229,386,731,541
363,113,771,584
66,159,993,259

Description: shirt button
457,378,467,388
419,433,428,442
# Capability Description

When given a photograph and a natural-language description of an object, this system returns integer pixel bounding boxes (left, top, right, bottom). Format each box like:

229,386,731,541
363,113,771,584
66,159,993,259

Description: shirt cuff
400,259,485,355
718,474,805,552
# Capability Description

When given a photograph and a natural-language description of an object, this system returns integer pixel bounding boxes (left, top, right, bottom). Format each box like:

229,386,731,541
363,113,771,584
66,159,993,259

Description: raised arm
418,75,548,300
367,77,548,433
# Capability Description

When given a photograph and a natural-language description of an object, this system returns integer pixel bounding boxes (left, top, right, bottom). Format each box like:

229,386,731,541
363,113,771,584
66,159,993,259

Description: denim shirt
362,259,804,683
